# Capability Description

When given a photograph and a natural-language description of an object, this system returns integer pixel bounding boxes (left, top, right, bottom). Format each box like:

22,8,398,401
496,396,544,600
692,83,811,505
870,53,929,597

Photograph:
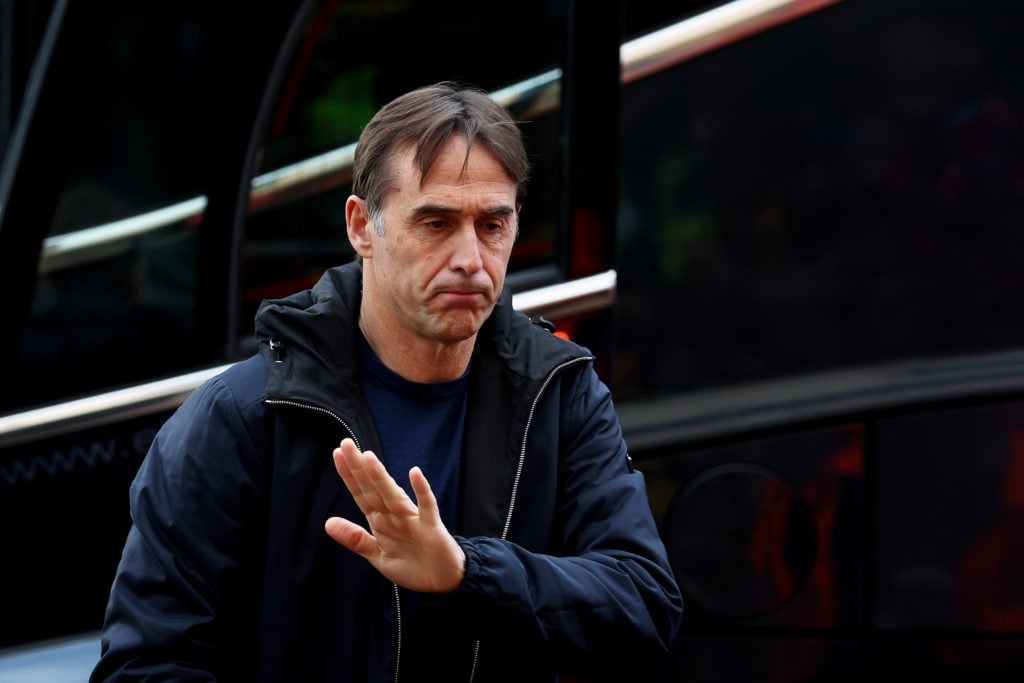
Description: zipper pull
269,339,285,363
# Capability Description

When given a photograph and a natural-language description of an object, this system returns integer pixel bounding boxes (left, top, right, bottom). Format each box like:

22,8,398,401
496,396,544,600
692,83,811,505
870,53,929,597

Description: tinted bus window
3,0,570,414
4,4,298,413
615,0,1024,401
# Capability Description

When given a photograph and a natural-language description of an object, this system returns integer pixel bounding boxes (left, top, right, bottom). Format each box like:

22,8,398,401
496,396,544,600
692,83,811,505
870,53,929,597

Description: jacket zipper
467,354,593,683
266,352,593,682
263,398,403,683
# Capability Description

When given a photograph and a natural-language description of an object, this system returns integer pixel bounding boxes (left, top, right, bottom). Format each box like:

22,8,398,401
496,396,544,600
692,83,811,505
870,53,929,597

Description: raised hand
324,438,466,592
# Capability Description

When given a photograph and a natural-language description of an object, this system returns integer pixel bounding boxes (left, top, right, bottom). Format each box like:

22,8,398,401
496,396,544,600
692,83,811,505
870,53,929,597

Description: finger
324,516,379,559
353,450,411,515
409,466,442,526
333,444,376,517
333,439,382,508
332,438,360,479
335,441,416,517
334,441,392,516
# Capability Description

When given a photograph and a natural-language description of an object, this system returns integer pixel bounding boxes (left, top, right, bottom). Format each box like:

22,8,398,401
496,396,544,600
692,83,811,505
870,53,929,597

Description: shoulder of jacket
187,355,269,417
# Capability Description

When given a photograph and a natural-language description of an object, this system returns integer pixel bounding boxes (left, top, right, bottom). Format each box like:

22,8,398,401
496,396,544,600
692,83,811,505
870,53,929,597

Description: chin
433,316,485,344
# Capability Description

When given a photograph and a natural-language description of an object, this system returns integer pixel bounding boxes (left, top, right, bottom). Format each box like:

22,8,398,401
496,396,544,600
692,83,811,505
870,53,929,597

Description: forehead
389,137,516,198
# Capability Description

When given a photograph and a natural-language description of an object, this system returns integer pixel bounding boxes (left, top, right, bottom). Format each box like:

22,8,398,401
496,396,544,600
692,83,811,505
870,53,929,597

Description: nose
449,223,483,273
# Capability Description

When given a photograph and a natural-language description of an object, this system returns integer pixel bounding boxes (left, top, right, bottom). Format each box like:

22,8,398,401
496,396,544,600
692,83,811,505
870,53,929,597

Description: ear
346,195,374,258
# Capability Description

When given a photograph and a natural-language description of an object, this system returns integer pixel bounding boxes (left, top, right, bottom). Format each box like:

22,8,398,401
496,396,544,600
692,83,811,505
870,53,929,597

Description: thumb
325,516,379,559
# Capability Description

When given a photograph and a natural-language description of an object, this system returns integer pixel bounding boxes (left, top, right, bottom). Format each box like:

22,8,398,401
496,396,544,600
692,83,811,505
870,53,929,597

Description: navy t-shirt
357,334,474,672
357,332,467,531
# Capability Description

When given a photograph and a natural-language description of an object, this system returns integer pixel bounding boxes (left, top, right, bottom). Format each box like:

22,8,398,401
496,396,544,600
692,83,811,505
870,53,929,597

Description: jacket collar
255,261,365,418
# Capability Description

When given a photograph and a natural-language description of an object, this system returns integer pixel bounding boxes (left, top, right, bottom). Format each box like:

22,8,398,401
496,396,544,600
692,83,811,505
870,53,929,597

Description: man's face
355,136,519,346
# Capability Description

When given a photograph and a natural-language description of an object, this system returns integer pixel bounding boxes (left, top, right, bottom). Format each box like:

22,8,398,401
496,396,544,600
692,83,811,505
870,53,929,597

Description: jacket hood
255,262,365,415
254,261,591,415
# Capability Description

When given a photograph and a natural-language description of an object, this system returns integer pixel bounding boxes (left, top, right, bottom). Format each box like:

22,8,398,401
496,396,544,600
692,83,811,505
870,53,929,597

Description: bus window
2,4,283,412
615,0,1024,402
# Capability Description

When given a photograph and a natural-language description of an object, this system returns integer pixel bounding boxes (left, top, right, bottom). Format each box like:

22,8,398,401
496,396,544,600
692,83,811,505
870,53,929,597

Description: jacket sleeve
454,365,684,680
91,374,268,682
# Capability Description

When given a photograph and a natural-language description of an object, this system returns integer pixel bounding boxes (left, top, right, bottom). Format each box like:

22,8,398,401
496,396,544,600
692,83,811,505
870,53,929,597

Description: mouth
437,290,489,306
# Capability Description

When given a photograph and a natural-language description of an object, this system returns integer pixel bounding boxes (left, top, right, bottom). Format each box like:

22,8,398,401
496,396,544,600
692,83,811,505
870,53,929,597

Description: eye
479,217,509,233
425,219,447,230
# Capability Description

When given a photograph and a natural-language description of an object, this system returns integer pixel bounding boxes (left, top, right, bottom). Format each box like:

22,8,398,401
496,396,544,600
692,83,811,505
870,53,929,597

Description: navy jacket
92,262,682,682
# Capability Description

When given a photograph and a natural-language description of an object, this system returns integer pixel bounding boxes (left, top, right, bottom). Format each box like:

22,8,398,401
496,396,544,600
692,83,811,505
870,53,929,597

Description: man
92,82,682,682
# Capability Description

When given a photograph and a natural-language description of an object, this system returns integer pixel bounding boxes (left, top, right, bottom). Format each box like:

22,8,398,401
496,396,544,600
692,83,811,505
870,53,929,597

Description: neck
358,314,475,383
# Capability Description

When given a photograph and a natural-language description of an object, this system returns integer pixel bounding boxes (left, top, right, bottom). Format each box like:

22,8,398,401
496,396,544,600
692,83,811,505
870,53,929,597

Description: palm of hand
325,438,465,593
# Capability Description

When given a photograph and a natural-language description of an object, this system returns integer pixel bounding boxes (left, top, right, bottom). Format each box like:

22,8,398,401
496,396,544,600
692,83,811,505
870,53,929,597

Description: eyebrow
411,203,516,218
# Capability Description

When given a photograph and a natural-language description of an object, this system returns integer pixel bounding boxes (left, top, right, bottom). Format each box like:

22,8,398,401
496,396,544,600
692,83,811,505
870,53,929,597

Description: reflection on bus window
615,0,1024,401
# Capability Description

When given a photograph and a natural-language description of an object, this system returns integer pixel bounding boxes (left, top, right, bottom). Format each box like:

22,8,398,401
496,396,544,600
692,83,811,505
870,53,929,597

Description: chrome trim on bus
620,0,842,83
39,71,564,274
512,268,616,320
618,350,1024,449
0,269,616,449
39,196,207,274
0,364,233,449
39,0,849,273
490,68,561,116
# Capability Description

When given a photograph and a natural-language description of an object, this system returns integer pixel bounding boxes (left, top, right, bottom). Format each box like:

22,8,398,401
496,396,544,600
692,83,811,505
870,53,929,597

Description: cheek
484,244,513,280
486,232,515,258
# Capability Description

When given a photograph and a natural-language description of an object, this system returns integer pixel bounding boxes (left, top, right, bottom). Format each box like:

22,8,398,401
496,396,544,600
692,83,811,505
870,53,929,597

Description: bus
2,0,1024,679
